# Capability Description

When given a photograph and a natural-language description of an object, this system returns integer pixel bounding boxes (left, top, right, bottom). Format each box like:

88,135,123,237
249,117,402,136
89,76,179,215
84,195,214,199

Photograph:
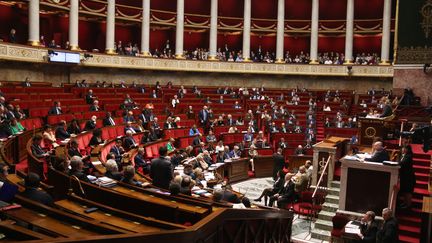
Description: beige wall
0,61,393,92
393,67,432,106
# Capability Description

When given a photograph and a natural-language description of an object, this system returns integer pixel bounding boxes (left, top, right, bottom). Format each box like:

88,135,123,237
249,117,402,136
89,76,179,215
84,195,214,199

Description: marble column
105,0,116,54
309,0,319,64
208,0,218,60
242,0,251,61
380,0,392,64
141,0,151,56
344,0,354,64
175,0,185,58
28,0,40,46
69,0,79,50
275,0,285,63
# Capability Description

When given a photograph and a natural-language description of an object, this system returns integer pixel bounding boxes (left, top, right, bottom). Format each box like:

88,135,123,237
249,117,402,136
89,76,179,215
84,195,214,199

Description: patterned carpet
232,178,328,243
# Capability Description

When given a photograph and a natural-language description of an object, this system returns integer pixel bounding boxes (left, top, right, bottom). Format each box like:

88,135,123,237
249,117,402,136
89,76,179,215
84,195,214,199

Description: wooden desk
254,155,273,178
287,155,313,171
225,158,249,183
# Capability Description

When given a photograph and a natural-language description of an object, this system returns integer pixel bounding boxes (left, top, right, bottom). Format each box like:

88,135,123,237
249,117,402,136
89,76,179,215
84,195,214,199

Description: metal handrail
312,156,331,199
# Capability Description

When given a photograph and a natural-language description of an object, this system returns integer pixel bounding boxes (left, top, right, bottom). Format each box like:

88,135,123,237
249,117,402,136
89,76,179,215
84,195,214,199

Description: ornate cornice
0,43,394,77
397,46,432,64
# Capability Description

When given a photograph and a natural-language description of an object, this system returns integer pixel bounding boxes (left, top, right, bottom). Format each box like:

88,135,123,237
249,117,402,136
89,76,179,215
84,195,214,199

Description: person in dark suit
110,139,125,165
85,90,96,104
398,145,415,208
198,106,209,126
134,148,150,173
123,130,138,150
88,128,103,147
89,100,100,111
192,134,202,146
380,101,393,118
268,173,295,208
365,141,389,163
102,112,116,127
150,146,173,190
105,159,123,181
69,156,90,183
31,135,49,159
67,119,81,135
272,148,285,180
254,170,285,206
121,165,142,186
20,172,54,206
68,139,82,158
55,120,70,140
180,177,192,196
376,208,399,243
84,116,97,131
48,101,62,115
355,211,378,243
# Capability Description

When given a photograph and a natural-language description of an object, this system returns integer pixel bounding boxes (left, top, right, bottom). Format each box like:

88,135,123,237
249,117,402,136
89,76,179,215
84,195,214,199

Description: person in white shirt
171,95,179,108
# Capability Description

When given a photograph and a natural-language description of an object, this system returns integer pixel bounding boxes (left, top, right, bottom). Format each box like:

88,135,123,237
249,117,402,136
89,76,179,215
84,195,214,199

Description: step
413,164,431,174
399,225,421,238
327,187,340,196
414,172,429,181
315,219,333,231
413,187,429,197
399,234,420,243
325,194,339,204
330,181,340,188
311,228,331,242
317,210,336,221
415,180,429,190
396,215,422,227
322,202,339,212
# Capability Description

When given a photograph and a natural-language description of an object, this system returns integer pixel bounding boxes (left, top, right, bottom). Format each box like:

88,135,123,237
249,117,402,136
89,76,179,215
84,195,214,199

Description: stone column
380,0,392,64
28,0,40,46
309,0,319,64
208,0,218,60
105,0,116,54
141,0,151,56
175,0,185,58
69,0,79,50
344,0,354,64
242,0,251,61
275,0,285,63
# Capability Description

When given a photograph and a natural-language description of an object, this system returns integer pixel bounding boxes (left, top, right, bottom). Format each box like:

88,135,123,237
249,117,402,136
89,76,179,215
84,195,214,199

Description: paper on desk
355,153,371,159
345,228,361,234
344,155,361,161
345,221,360,229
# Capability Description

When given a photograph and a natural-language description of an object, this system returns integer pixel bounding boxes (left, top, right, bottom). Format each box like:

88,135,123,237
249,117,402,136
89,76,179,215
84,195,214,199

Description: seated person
84,116,97,131
123,130,138,150
293,166,309,196
248,145,258,171
134,148,150,173
166,137,176,152
169,182,181,196
31,135,50,159
123,111,135,123
268,173,295,208
229,145,242,159
110,139,125,165
121,165,142,186
69,156,90,183
67,119,81,135
102,112,116,127
42,125,57,146
88,128,103,147
243,129,254,143
55,120,70,141
192,134,203,146
189,124,201,136
364,141,389,163
356,211,378,243
254,170,285,206
89,100,100,111
105,159,123,181
295,145,305,155
48,101,62,115
68,139,83,158
19,172,54,206
9,117,25,135
180,176,192,196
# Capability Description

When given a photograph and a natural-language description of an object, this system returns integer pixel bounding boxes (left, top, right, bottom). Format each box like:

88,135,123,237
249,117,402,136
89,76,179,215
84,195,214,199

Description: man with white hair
365,141,389,163
229,145,241,159
376,208,398,243
171,95,180,108
268,173,295,208
90,100,100,111
84,115,97,131
123,130,137,150
105,159,122,180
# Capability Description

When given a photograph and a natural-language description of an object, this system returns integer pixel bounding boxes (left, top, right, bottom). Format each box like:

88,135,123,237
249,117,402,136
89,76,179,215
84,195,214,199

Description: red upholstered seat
108,127,117,139
145,146,153,158
115,126,124,137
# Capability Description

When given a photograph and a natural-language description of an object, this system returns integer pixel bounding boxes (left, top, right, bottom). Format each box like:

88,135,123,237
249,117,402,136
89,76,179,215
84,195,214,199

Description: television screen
49,51,80,64
49,52,66,62
65,53,80,64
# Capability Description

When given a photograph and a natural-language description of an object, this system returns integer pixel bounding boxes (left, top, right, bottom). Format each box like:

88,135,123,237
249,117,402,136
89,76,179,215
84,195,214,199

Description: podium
312,137,349,188
339,157,399,216
358,117,396,145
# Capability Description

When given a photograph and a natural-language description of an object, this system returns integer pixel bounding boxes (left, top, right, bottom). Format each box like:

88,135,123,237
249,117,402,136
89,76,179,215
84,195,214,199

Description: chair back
332,214,350,230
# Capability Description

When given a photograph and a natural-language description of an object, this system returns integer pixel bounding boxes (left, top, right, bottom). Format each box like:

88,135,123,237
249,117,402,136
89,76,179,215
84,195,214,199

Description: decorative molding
0,43,394,77
397,46,432,64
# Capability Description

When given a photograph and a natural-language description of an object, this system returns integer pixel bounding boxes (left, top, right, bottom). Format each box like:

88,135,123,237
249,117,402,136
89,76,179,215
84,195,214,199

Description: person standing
272,148,285,180
376,208,399,243
150,147,173,190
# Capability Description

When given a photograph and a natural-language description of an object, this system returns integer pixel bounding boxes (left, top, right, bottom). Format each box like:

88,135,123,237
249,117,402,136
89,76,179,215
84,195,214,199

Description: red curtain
150,28,175,51
219,0,244,17
217,33,242,51
319,0,347,20
318,36,345,54
251,0,277,19
184,31,209,50
185,0,210,14
0,5,28,43
353,35,382,55
286,0,311,19
284,36,310,56
251,35,276,52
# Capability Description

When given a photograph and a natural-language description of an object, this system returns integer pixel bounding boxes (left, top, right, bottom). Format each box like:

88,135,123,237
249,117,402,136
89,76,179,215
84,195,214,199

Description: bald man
365,141,389,163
